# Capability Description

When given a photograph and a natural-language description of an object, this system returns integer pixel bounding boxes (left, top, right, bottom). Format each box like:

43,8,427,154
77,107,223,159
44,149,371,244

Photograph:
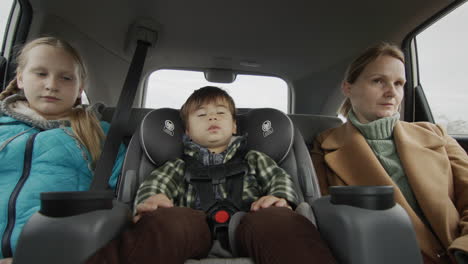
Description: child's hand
250,195,292,211
133,194,174,223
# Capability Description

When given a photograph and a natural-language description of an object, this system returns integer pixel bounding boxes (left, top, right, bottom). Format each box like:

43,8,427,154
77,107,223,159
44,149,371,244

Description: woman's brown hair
338,42,405,117
0,37,104,164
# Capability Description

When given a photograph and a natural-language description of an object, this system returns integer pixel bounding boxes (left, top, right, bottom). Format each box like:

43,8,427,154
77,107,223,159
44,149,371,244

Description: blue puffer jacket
0,95,126,259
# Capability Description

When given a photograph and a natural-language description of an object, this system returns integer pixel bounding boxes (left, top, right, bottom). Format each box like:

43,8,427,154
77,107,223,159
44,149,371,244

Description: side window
416,3,468,135
144,69,289,112
1,0,15,53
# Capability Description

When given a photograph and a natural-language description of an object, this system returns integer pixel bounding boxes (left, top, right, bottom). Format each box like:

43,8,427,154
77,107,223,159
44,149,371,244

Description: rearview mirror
204,68,237,83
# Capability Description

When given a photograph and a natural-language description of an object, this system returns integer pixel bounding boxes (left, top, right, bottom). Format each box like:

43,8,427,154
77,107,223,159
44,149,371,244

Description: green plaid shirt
134,138,298,210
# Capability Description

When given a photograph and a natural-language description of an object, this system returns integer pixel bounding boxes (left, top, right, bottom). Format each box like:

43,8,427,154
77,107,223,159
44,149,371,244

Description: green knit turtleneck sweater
348,111,428,224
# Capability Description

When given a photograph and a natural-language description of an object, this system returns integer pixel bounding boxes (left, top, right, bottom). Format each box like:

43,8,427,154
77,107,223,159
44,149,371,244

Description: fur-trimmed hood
0,94,104,131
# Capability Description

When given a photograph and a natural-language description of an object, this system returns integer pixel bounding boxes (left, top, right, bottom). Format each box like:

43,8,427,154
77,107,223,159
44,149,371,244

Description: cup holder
329,186,394,210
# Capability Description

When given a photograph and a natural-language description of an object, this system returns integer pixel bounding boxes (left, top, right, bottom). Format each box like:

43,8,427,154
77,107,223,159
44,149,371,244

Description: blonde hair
0,37,104,164
338,42,405,117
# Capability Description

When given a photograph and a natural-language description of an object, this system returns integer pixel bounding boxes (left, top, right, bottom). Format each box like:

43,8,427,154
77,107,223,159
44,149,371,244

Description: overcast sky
0,1,13,41
417,2,468,128
1,0,467,130
145,70,288,112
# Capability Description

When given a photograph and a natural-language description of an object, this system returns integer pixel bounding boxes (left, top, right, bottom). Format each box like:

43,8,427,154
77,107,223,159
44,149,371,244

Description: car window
0,0,15,53
144,69,288,112
416,2,468,135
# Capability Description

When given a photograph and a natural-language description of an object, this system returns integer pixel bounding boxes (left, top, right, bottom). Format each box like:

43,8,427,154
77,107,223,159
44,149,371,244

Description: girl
0,37,125,262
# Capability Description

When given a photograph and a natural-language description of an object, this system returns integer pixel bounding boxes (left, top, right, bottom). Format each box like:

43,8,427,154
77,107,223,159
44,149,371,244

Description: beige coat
311,121,468,264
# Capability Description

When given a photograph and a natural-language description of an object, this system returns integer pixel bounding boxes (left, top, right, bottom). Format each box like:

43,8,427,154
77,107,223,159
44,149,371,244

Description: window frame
142,68,291,113
1,0,15,55
1,0,32,91
402,0,468,123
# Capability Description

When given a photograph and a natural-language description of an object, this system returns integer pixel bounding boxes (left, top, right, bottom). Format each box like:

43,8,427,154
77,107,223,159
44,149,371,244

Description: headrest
139,108,184,166
237,108,294,163
139,108,294,166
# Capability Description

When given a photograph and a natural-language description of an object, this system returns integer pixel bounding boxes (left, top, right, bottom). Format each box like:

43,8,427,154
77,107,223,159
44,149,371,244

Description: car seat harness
183,149,248,250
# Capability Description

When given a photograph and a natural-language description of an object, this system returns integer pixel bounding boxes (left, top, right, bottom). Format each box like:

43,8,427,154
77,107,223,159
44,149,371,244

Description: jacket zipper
0,121,22,125
1,132,38,258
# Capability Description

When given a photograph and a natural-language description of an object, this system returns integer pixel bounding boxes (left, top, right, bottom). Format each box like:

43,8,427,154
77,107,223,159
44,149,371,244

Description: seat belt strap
184,154,248,211
90,40,151,190
225,166,245,211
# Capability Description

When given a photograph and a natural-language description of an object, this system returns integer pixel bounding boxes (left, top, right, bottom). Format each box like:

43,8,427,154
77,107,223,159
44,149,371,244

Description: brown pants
86,206,336,264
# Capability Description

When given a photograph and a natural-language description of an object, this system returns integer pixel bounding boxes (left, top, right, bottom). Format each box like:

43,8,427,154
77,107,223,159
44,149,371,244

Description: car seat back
117,108,322,208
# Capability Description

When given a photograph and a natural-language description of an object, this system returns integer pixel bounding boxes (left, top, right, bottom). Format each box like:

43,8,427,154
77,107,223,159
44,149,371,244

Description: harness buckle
205,200,240,250
214,210,230,223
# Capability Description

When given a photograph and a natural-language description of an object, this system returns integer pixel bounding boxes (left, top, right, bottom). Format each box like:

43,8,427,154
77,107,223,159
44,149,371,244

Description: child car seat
116,107,322,263
117,107,320,209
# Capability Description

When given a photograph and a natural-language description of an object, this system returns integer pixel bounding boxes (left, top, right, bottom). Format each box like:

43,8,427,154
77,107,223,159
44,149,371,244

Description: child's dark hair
180,86,236,126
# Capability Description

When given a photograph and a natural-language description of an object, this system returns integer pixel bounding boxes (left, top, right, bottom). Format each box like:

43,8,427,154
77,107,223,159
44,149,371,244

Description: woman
311,42,468,264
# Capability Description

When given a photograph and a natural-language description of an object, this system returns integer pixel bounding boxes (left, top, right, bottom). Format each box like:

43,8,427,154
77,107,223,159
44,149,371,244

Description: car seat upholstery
100,107,154,145
116,107,329,263
117,107,326,209
288,114,343,148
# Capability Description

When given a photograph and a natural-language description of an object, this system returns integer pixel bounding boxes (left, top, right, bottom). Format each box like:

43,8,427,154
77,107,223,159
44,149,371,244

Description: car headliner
26,0,454,114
